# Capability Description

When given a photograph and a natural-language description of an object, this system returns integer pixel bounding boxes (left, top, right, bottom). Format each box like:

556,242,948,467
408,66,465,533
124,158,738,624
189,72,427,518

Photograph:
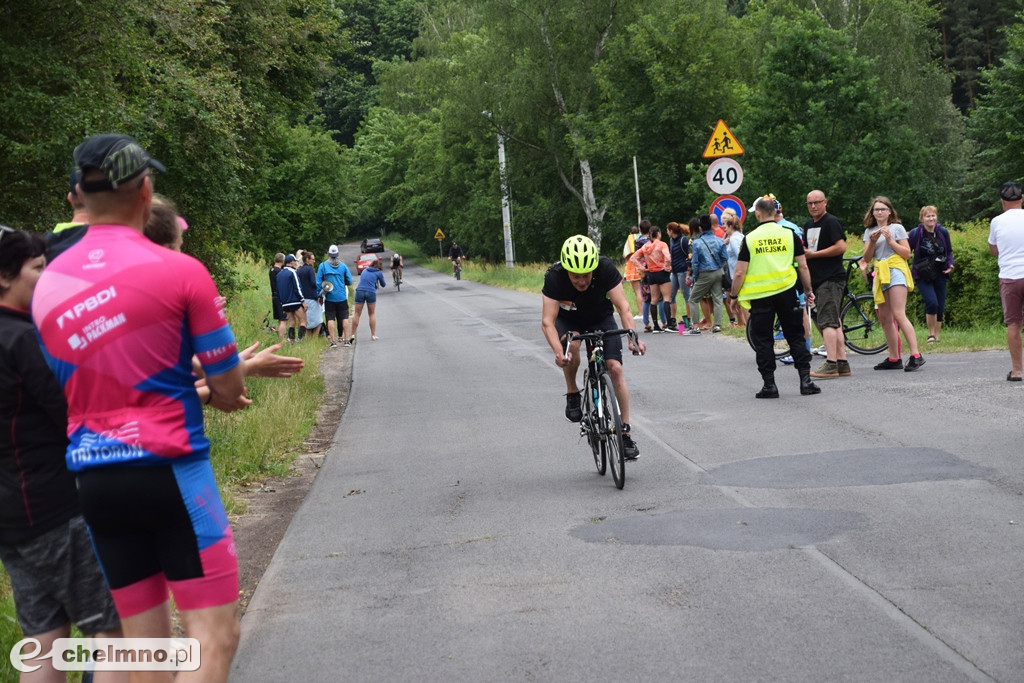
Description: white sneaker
812,345,827,356
371,335,380,341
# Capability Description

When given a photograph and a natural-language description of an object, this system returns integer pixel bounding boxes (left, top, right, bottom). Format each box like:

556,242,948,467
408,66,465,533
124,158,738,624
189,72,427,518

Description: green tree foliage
317,0,422,146
357,4,587,262
0,0,344,289
594,0,746,227
938,0,1022,113
737,16,936,228
0,0,156,230
249,122,360,254
970,11,1024,213
739,1,971,225
451,0,661,249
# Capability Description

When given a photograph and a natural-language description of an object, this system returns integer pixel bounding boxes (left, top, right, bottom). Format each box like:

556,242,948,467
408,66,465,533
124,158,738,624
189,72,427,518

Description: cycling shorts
282,302,302,313
554,315,624,364
76,460,238,618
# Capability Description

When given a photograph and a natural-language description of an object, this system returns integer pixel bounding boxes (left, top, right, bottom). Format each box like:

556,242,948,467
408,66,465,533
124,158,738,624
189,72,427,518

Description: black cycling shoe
622,430,640,460
565,392,583,423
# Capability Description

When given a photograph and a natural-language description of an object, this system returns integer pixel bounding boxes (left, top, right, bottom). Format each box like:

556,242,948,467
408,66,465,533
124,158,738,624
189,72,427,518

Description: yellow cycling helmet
560,235,599,273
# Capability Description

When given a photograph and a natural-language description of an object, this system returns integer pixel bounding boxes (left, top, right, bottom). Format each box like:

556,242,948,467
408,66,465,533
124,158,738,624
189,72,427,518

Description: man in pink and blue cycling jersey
32,134,249,683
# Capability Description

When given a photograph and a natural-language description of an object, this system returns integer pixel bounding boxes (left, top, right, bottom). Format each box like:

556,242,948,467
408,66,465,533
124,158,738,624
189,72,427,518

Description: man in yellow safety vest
727,196,821,398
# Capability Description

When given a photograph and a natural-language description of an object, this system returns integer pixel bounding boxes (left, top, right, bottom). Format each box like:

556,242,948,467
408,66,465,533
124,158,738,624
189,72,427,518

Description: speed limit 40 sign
706,157,744,195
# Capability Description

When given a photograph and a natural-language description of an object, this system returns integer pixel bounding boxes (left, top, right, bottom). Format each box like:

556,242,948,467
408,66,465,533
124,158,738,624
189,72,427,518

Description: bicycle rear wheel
393,269,401,291
842,293,888,355
583,372,605,476
598,373,625,489
746,313,790,359
455,264,461,280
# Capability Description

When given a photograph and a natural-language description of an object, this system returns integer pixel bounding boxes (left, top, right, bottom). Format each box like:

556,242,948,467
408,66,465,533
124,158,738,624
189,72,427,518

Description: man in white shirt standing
988,181,1024,381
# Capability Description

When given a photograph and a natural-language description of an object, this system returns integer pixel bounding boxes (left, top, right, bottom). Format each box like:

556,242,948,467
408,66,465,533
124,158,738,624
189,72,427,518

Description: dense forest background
2,0,1022,281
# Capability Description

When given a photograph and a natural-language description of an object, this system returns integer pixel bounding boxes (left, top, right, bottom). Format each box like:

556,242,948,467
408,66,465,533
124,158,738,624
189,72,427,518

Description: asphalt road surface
231,250,1024,683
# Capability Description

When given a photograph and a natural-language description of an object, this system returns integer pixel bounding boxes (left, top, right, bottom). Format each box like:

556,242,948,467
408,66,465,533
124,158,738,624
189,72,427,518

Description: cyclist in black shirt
390,252,403,283
542,235,645,459
448,242,464,277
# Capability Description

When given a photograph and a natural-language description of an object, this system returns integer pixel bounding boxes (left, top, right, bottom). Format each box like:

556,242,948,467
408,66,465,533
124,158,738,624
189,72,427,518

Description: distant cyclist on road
449,241,464,277
542,235,645,459
390,252,403,282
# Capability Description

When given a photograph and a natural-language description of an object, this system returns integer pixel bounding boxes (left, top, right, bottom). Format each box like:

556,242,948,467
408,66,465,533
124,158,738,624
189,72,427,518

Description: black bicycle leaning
746,255,887,357
562,328,639,490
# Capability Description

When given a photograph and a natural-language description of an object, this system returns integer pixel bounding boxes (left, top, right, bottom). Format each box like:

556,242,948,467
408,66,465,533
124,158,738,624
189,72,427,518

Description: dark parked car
355,252,380,275
361,237,385,253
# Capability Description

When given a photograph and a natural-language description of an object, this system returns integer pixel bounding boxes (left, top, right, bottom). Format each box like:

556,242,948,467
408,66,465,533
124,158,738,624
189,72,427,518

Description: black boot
799,370,821,395
756,374,779,399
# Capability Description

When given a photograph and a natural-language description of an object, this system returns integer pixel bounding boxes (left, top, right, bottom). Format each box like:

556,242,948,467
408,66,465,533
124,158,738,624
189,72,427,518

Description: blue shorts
354,290,376,305
882,268,908,292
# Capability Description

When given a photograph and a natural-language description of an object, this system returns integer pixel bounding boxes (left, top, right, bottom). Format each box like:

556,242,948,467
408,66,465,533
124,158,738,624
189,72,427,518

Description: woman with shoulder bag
908,205,954,343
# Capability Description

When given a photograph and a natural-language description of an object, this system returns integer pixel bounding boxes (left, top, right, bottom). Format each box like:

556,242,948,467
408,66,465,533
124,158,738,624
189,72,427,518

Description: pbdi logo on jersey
56,286,117,329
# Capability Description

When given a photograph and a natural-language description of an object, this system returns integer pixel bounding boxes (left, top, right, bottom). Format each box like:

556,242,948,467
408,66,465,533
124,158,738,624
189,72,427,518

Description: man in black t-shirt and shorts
542,235,645,459
804,189,851,379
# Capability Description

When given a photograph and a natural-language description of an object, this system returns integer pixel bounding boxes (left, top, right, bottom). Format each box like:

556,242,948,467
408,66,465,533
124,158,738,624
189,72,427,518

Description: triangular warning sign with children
702,120,745,159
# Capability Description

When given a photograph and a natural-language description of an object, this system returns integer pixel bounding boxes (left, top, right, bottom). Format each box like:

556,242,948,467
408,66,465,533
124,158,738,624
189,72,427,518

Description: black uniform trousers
747,286,812,377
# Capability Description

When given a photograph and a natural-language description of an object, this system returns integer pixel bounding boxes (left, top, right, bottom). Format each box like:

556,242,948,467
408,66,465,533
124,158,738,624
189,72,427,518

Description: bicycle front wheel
583,372,605,476
393,270,400,291
598,373,625,490
842,293,888,355
746,313,790,359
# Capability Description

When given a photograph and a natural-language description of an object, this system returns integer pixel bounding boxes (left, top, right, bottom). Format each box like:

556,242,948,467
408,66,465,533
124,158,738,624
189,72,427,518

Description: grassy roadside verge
205,253,325,513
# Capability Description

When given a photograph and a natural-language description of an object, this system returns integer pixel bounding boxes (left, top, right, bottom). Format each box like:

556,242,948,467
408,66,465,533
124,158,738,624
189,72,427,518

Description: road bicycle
392,267,402,291
746,255,887,358
562,328,639,490
453,259,462,280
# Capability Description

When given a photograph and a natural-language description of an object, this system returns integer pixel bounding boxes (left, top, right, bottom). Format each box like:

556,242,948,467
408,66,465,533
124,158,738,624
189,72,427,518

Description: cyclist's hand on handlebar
627,330,645,356
554,351,571,367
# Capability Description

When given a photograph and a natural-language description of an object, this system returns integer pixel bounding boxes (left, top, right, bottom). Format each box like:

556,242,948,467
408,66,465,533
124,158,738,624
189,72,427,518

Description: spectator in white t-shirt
988,181,1024,381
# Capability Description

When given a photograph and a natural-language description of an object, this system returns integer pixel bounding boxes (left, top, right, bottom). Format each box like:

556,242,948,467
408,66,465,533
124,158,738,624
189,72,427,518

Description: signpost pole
498,130,515,268
633,156,642,226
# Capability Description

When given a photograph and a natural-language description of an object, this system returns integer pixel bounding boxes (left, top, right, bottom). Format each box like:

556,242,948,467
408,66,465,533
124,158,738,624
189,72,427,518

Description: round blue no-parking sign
710,195,746,225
